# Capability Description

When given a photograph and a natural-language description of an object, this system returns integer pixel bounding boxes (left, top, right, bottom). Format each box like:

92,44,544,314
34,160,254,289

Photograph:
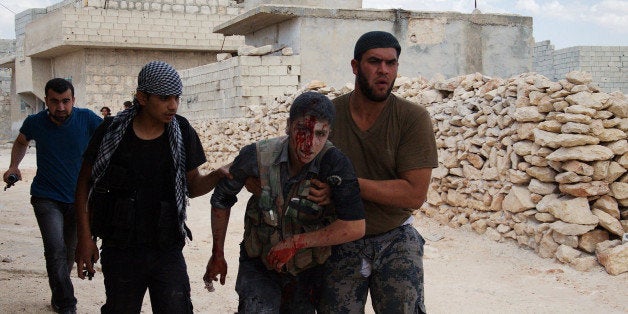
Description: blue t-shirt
20,107,103,203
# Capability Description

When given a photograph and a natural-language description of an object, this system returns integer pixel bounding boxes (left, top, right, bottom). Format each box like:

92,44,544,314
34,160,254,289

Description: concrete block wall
24,0,245,57
533,41,627,94
230,7,533,89
0,39,13,92
533,40,554,75
0,90,10,142
77,48,219,113
179,54,301,119
244,0,362,10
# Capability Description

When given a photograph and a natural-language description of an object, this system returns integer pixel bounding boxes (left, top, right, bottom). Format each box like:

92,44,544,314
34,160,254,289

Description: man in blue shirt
3,78,102,314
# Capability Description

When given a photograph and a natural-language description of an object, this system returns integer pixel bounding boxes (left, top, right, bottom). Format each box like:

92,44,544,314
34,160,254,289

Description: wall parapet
23,1,245,58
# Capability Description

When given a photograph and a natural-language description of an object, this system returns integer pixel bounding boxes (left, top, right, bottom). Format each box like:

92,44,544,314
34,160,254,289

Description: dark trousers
31,196,77,313
235,246,322,314
319,224,427,314
100,246,193,314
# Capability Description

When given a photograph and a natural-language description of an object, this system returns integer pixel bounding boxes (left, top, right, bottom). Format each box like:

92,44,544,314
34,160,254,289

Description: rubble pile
192,71,628,275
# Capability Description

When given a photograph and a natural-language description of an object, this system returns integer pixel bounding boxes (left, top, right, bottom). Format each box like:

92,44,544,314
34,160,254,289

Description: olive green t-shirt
330,92,438,235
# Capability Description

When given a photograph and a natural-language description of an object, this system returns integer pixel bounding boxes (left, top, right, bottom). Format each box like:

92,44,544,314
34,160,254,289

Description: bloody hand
267,237,306,271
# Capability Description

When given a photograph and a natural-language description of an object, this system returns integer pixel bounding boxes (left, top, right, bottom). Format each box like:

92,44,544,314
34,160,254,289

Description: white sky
1,0,626,49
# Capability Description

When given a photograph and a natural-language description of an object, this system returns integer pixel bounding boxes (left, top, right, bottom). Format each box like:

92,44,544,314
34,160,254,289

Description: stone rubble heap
192,71,628,275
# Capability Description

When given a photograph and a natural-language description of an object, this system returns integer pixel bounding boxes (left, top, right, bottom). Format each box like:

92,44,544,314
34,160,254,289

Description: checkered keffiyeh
91,61,190,238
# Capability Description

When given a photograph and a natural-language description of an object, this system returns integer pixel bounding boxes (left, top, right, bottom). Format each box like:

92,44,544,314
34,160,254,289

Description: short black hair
289,92,335,126
123,101,132,108
44,78,74,98
354,31,401,61
101,106,111,112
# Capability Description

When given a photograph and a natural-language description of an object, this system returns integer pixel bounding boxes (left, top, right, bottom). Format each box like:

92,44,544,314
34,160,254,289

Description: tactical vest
243,136,335,275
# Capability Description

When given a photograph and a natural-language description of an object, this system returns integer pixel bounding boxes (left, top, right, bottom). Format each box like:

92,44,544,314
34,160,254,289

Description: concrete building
534,40,627,94
0,0,535,140
213,5,533,89
0,0,246,140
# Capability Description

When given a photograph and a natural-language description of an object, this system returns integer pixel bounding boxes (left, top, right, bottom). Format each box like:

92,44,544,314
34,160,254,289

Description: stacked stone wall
191,71,627,275
179,55,301,119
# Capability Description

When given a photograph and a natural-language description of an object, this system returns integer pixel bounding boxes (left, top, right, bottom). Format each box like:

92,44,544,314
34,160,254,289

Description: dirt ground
0,146,627,314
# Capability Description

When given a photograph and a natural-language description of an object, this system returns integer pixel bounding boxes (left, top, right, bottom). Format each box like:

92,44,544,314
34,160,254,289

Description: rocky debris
192,70,628,275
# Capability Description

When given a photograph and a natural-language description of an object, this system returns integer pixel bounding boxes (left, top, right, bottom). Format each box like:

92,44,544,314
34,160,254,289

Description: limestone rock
592,208,625,236
556,244,582,263
546,196,598,225
610,182,628,199
533,129,599,149
579,229,610,253
550,221,597,236
570,255,600,272
502,186,535,213
592,195,620,219
559,181,610,197
546,145,614,162
565,71,593,85
596,243,628,275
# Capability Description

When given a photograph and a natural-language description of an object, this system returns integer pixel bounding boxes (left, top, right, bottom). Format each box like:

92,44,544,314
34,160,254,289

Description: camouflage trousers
235,246,323,314
319,224,427,314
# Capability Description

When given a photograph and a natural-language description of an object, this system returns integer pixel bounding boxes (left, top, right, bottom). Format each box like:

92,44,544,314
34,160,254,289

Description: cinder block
239,56,262,66
268,65,287,76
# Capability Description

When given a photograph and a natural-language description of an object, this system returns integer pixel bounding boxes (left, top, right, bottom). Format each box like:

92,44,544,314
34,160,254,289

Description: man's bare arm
203,207,231,286
74,161,99,279
186,164,231,198
358,168,432,209
3,133,30,182
267,218,365,271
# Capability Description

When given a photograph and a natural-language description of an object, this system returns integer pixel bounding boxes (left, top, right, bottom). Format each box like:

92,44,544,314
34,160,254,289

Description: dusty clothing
235,245,323,314
330,92,438,236
19,107,101,313
211,136,364,311
84,115,205,249
244,137,335,275
324,92,437,313
319,224,426,313
210,137,365,226
83,114,205,313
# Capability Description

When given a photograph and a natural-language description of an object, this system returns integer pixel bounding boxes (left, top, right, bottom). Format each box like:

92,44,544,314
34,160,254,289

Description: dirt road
0,147,626,313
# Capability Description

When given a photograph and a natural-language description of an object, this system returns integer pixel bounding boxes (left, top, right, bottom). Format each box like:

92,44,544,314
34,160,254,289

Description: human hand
308,179,331,206
3,168,21,184
75,238,99,280
216,162,233,180
203,253,227,292
267,237,305,272
244,177,262,196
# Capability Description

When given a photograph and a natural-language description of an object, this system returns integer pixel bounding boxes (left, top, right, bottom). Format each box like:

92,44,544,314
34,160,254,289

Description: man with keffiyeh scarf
74,61,228,313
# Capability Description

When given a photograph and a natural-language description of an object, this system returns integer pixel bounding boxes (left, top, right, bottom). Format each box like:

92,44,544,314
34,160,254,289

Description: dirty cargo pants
235,246,322,314
319,224,427,314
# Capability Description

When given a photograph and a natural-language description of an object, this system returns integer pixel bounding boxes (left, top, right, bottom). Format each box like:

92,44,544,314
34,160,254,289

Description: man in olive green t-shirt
317,31,438,314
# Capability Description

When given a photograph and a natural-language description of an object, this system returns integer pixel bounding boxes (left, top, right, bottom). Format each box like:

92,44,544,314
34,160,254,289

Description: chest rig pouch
88,148,138,245
244,136,335,275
